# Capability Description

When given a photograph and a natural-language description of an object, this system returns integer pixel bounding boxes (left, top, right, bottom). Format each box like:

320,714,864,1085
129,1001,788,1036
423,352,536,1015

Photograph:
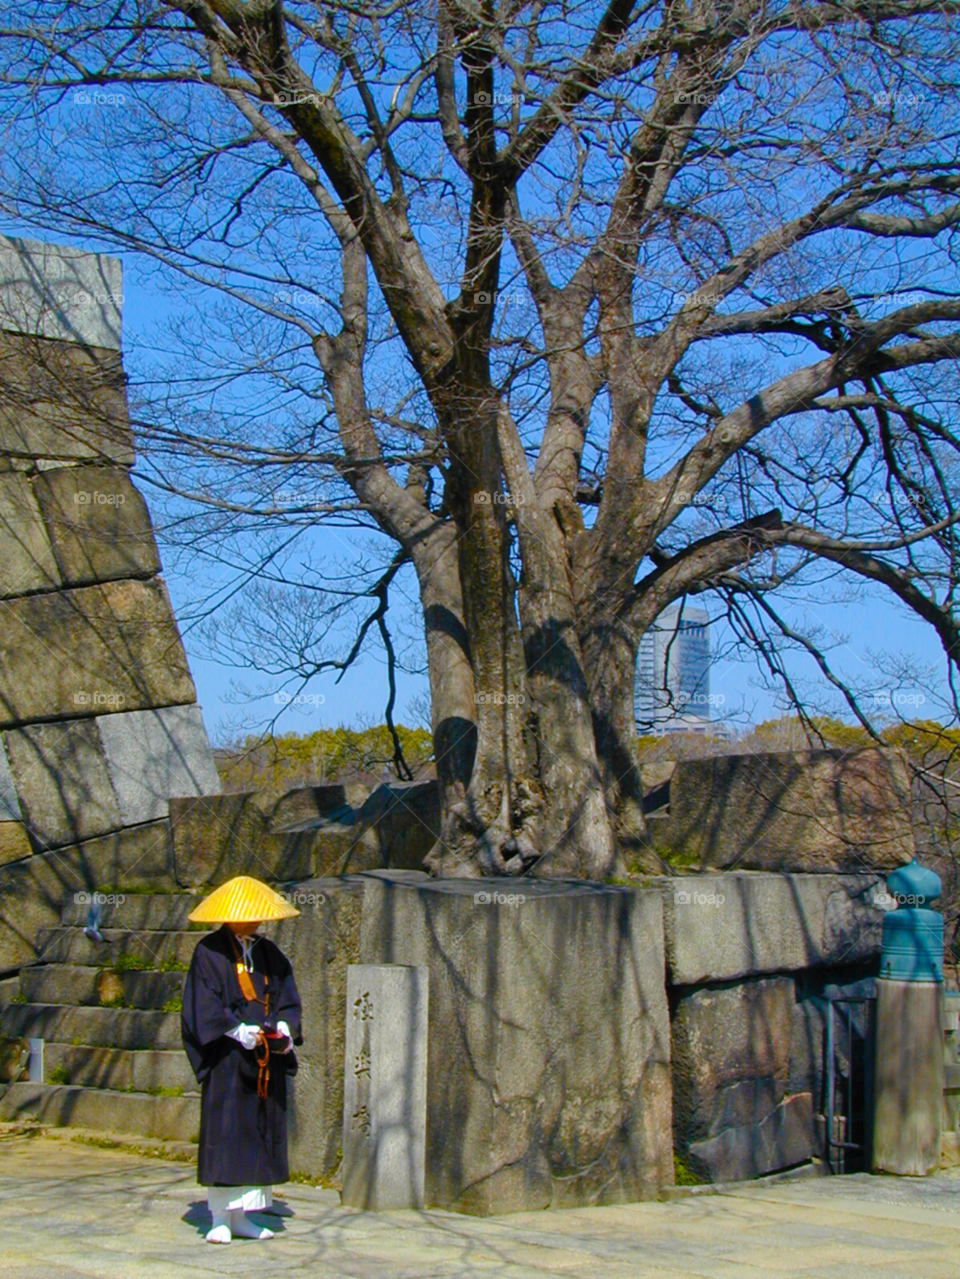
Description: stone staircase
0,892,202,1142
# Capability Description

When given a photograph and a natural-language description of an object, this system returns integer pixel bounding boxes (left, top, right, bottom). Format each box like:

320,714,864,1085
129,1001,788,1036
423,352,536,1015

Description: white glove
276,1020,294,1053
227,1023,261,1051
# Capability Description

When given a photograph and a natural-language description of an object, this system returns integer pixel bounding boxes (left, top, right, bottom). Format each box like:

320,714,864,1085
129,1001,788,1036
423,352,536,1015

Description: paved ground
0,1132,958,1278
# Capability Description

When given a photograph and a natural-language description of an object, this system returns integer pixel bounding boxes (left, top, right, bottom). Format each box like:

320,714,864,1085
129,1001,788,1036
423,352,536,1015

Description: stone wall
0,235,221,968
663,872,885,1182
647,748,915,872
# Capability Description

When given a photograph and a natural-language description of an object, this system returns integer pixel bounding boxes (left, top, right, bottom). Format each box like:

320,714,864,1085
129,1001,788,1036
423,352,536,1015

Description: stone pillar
872,979,944,1175
341,963,428,1210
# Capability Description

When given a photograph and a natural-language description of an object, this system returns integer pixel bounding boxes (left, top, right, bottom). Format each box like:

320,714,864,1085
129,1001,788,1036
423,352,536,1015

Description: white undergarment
207,1185,273,1213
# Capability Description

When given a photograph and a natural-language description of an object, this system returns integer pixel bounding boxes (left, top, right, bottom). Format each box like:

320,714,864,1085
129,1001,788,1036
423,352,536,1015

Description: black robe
181,926,303,1187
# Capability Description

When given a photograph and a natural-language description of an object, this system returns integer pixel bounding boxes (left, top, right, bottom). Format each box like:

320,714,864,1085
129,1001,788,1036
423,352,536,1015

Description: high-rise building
635,605,713,735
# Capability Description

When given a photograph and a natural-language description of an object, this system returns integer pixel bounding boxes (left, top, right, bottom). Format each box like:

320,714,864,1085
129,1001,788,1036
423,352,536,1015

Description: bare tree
2,0,959,876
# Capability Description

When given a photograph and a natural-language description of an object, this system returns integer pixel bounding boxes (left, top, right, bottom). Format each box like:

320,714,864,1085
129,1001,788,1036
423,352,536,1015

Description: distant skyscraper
635,605,713,735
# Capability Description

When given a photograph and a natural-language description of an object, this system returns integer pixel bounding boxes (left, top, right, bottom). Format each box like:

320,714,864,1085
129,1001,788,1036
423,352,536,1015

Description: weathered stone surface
0,1082,199,1141
342,963,429,1210
0,473,60,597
97,704,221,825
0,742,20,822
652,748,915,872
360,874,673,1214
270,784,348,831
686,1092,815,1183
4,720,122,849
270,878,364,1178
0,577,196,727
0,822,31,866
357,781,441,870
672,977,795,1146
0,825,175,969
0,235,122,351
672,977,822,1182
170,790,375,887
662,872,885,985
33,465,160,586
0,332,131,466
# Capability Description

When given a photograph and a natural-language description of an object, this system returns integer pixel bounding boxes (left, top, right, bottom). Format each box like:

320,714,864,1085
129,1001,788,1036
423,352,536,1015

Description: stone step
20,965,185,1011
59,894,201,931
0,975,19,1003
0,1082,199,1142
1,1003,182,1050
43,1044,196,1094
34,928,200,969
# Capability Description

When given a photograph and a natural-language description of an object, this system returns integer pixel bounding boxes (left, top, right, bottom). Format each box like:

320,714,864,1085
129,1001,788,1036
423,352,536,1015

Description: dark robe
181,926,303,1187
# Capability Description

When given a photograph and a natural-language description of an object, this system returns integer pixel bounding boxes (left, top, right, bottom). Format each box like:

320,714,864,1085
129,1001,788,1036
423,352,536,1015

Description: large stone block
33,464,160,586
0,235,122,350
97,704,221,825
4,719,122,850
270,878,364,1177
0,473,61,597
655,748,915,871
0,822,31,866
0,577,196,727
341,963,429,1209
0,332,131,466
662,872,885,985
357,781,441,870
686,1092,815,1183
671,976,795,1146
170,790,376,887
359,873,673,1214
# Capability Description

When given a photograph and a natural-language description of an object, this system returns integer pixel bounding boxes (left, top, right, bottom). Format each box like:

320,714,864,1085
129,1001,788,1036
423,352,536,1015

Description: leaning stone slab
0,235,122,351
97,704,221,825
33,464,160,586
0,332,132,466
3,719,122,850
360,873,674,1214
0,577,196,727
662,872,885,985
357,781,441,870
341,963,429,1210
0,473,61,597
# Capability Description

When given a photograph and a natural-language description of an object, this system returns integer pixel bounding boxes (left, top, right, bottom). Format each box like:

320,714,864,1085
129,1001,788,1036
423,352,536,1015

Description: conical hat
188,876,300,923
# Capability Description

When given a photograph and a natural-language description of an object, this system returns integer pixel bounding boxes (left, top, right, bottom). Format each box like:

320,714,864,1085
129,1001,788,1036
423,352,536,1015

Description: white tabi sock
229,1209,274,1240
205,1210,232,1244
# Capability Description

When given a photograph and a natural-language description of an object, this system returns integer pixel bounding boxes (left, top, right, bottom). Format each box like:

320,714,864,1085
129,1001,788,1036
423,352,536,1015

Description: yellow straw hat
188,876,300,924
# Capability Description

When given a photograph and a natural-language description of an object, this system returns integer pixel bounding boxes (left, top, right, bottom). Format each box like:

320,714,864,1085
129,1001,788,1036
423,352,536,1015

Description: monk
181,876,303,1244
